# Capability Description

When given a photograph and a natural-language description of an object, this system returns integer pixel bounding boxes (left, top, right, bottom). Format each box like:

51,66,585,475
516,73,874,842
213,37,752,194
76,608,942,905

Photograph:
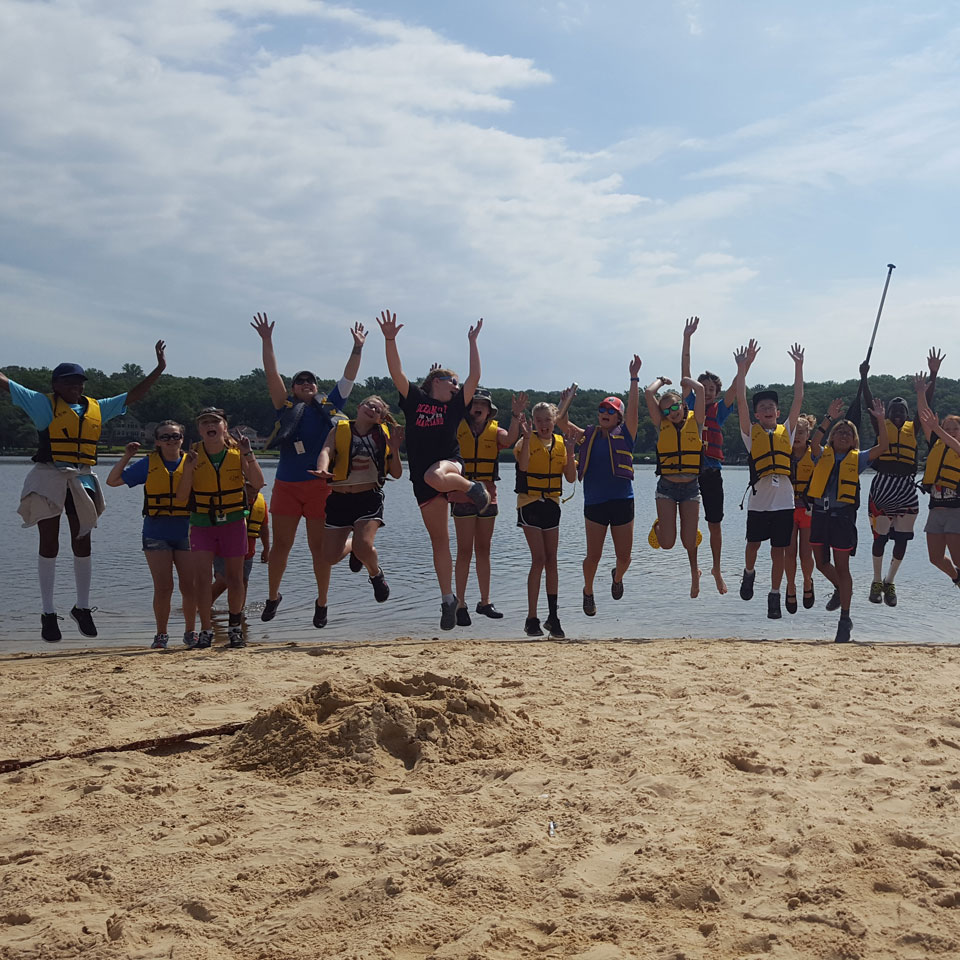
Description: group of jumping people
2,314,957,648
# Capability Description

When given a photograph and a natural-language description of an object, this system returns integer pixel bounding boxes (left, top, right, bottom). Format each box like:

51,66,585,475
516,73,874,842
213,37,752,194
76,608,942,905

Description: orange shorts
793,504,812,530
270,477,328,519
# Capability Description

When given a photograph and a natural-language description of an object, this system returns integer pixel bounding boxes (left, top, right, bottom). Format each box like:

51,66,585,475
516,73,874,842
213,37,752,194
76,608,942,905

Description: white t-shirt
741,423,797,512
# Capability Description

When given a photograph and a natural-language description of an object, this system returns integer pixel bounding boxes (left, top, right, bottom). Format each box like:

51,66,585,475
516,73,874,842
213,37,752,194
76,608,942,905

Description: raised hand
511,392,528,417
154,340,167,371
683,316,700,338
233,430,252,455
185,448,198,466
745,338,760,367
869,397,886,421
391,424,405,448
658,375,673,386
468,318,484,342
928,347,946,376
827,397,844,419
913,371,928,393
350,322,367,350
859,360,870,378
629,354,642,378
251,312,274,340
518,413,531,438
377,310,403,340
124,441,141,457
680,376,698,391
788,343,804,364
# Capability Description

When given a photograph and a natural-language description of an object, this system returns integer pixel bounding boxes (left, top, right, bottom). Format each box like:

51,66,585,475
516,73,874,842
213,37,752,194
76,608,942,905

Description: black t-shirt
398,382,467,480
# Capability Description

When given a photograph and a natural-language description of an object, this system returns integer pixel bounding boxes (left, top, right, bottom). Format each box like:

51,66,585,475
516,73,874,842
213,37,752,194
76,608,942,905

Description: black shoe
440,600,457,631
476,602,504,619
543,614,565,639
825,589,841,612
456,605,472,627
261,594,282,622
41,613,62,643
70,605,98,638
348,551,363,573
227,626,247,648
610,568,624,601
370,570,390,603
767,592,782,620
785,590,798,615
313,603,327,628
524,617,544,637
196,629,214,649
835,616,853,643
739,569,755,601
466,480,492,513
582,593,596,616
802,584,815,609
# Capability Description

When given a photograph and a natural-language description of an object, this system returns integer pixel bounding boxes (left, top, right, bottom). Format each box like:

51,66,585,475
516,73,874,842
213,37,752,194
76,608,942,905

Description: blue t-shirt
686,393,733,470
582,427,635,506
275,384,348,482
9,381,127,429
122,455,191,540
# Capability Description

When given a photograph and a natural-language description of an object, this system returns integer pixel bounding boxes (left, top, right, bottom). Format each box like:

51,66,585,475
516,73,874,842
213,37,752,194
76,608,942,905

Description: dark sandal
802,584,815,609
785,590,798,615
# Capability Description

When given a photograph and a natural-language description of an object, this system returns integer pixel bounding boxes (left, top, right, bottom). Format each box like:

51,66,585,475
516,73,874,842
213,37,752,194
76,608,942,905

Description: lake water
1,459,954,652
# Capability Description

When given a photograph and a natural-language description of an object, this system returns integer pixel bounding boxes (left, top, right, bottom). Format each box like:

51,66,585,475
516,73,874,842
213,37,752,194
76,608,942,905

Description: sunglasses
156,433,182,442
598,404,619,415
293,377,316,386
660,402,682,414
435,376,459,386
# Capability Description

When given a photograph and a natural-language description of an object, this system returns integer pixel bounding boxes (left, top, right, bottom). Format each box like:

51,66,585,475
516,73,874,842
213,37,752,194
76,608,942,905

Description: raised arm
914,372,933,441
313,430,337,478
342,323,367,383
514,415,531,470
645,375,669,427
680,315,698,381
502,392,527,448
236,433,265,493
388,426,404,479
106,441,141,486
682,376,705,429
735,339,760,437
625,354,642,439
926,347,945,409
176,446,197,502
859,361,877,430
866,398,890,461
562,426,578,482
811,398,843,458
462,319,483,407
0,370,10,394
125,340,167,407
251,312,288,409
920,407,960,456
786,343,805,432
377,309,408,398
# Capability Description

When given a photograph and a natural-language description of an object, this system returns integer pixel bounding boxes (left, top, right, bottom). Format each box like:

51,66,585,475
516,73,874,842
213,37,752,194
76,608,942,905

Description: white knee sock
38,557,57,614
872,554,883,581
74,555,92,608
885,556,902,584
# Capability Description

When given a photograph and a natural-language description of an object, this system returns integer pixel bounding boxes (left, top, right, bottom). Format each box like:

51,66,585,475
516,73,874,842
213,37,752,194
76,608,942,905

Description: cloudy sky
2,0,959,391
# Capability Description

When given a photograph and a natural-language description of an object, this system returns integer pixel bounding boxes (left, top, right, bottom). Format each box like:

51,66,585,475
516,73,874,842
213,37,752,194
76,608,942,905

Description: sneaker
882,581,898,608
456,605,472,627
524,617,544,637
476,602,504,619
767,591,782,620
182,630,199,649
70,605,98,638
313,603,328,628
834,615,853,644
348,551,363,573
466,481,491,513
868,580,883,604
610,568,624,601
739,569,755,601
543,614,565,639
825,589,841,612
151,633,169,650
802,584,815,609
261,594,282,622
370,570,390,603
784,590,798,615
227,626,247,648
196,629,214,649
40,613,62,643
440,599,457,631
582,593,596,617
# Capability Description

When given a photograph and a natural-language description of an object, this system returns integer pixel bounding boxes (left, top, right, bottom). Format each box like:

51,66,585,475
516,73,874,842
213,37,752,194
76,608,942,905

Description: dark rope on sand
0,722,245,774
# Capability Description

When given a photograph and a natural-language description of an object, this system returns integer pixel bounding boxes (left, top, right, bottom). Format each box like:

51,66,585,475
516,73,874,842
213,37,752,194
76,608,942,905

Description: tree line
3,363,959,460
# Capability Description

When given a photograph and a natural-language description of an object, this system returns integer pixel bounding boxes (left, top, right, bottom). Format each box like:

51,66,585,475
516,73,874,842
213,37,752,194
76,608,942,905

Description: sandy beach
2,635,960,960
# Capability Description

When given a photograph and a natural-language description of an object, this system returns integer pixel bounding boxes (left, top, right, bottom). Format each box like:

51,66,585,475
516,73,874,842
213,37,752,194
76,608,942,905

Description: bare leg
421,497,453,595
798,526,815,595
192,550,215,630
770,545,786,592
307,516,349,604
145,550,175,634
927,531,958,580
424,460,472,494
318,527,352,605
223,555,246,616
655,498,678,550
583,519,608,595
267,512,300,600
708,520,726,594
173,549,197,633
351,520,382,577
523,526,546,619
453,514,476,606
610,520,634,584
679,499,701,598
474,517,495,604
812,544,839,592
785,524,799,598
834,550,853,611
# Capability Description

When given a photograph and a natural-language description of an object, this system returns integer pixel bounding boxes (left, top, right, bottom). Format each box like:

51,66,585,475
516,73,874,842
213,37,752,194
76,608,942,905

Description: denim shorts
142,535,191,552
655,475,701,503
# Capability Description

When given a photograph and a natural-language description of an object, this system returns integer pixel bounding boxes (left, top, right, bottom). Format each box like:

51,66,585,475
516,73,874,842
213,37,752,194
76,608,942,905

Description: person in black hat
1,341,166,642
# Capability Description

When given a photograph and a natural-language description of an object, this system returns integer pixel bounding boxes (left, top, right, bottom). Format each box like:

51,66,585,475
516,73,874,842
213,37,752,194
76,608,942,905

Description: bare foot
691,568,701,598
712,566,728,595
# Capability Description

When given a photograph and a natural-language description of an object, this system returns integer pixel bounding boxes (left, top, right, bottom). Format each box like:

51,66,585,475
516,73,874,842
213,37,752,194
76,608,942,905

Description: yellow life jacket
749,423,792,482
517,433,567,499
792,447,815,499
656,411,702,476
923,438,960,492
330,419,391,484
806,447,861,507
457,419,500,481
44,395,102,465
246,492,267,537
877,419,917,468
190,444,247,522
143,452,189,517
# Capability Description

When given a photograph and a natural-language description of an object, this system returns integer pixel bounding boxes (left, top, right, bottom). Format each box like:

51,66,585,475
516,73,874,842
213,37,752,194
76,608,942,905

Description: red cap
600,396,624,413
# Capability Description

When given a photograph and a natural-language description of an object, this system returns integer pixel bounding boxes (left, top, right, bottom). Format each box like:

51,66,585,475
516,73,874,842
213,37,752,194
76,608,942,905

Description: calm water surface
1,460,954,652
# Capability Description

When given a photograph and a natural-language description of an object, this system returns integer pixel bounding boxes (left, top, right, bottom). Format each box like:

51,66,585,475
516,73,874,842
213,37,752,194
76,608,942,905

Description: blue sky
2,1,959,392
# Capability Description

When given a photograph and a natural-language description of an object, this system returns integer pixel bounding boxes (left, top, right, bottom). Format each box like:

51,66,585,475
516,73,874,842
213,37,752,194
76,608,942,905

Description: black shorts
412,477,447,507
699,467,724,524
324,489,385,529
810,507,858,555
746,508,794,548
516,499,561,530
583,498,635,528
451,488,498,519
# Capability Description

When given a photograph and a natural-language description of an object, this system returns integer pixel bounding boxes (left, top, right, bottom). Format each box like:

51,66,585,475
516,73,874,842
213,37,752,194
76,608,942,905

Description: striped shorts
868,472,919,517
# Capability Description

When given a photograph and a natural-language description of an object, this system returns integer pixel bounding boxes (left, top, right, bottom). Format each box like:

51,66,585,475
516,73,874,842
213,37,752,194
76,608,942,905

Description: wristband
630,377,639,381
244,453,255,460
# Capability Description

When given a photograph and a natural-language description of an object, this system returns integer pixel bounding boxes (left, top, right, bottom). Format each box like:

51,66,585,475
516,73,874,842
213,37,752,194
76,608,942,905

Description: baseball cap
600,396,624,414
51,362,87,381
195,406,226,422
752,389,779,411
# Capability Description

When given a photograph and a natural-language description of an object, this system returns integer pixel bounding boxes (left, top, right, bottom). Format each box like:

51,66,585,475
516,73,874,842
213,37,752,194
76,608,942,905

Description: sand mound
220,671,536,777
